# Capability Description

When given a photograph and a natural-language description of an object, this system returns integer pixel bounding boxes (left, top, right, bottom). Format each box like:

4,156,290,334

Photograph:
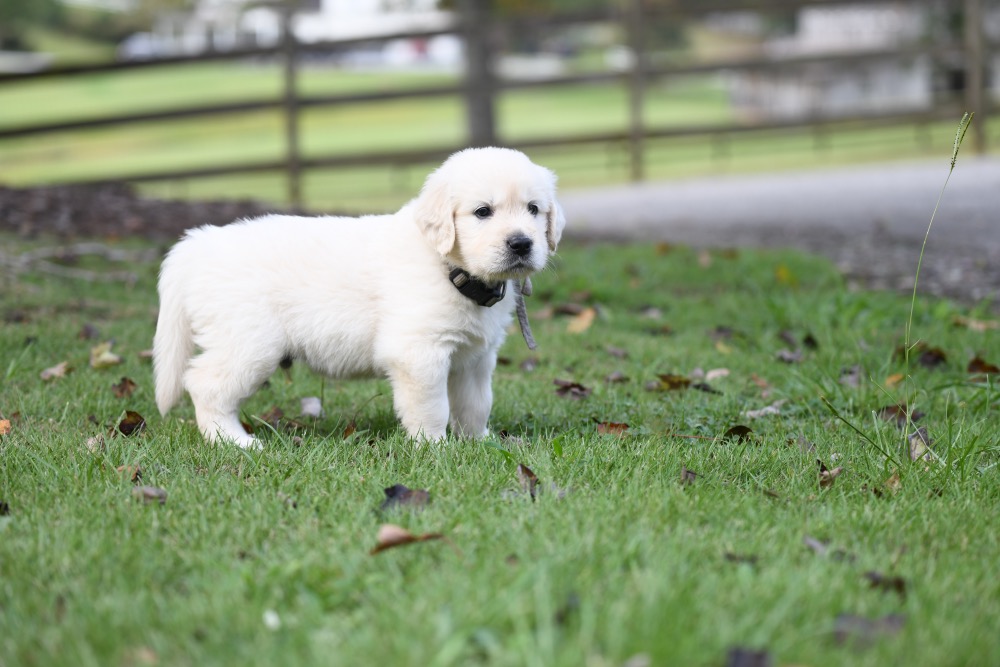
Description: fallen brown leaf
680,466,698,485
40,361,71,381
864,571,907,600
117,464,142,483
77,323,100,340
725,646,772,667
517,463,539,500
90,341,122,369
132,486,166,505
0,419,10,436
877,404,924,428
968,355,999,380
566,307,596,334
775,349,803,364
743,400,787,419
884,372,905,388
604,370,629,384
111,377,137,398
115,411,147,437
369,523,445,555
953,315,1000,332
839,365,863,388
519,357,539,372
596,421,629,436
833,613,905,646
258,406,285,428
723,425,754,443
818,459,844,489
649,373,691,391
553,379,591,399
605,345,628,359
380,484,430,512
908,427,933,461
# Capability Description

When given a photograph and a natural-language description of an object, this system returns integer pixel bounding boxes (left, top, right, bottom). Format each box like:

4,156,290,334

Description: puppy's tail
153,261,193,416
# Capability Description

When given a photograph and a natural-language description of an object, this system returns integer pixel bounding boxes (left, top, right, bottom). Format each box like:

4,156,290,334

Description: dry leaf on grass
369,523,445,555
605,345,628,359
839,365,863,387
743,400,787,419
908,427,934,461
723,425,754,443
117,465,142,483
380,484,430,512
818,459,844,489
115,411,147,437
953,316,1000,332
775,349,803,364
517,463,538,500
595,421,629,435
604,370,629,383
90,341,122,369
553,379,591,399
680,466,698,485
877,404,924,428
566,307,596,334
111,377,137,398
647,373,690,391
864,571,907,600
132,486,166,505
40,361,71,381
833,613,905,647
299,396,323,418
968,355,999,380
724,646,772,667
0,419,10,436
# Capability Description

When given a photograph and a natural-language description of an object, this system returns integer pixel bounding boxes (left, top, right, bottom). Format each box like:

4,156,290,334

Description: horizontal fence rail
0,0,995,207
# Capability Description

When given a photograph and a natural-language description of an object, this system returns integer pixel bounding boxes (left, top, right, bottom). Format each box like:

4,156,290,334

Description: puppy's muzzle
506,234,533,258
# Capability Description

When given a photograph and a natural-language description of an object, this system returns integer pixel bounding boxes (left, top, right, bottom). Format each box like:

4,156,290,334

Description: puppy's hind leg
185,348,276,448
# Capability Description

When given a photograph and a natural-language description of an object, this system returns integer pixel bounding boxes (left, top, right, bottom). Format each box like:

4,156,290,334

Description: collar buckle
449,267,506,307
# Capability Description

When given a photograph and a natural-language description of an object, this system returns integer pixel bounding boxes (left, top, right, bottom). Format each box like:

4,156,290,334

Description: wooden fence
0,0,996,208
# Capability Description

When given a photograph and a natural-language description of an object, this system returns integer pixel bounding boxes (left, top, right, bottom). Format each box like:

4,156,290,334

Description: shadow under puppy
153,147,565,448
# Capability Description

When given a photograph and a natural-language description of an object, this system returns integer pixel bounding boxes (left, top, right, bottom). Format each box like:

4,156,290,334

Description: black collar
449,267,506,307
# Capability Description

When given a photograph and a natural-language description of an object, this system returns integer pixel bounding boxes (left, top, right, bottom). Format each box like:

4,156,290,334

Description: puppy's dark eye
474,206,493,219
527,203,539,216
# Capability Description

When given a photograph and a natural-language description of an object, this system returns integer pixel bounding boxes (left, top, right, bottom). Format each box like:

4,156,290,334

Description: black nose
506,235,533,257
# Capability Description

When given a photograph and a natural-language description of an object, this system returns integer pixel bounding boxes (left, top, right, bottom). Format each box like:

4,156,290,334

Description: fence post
964,0,986,153
461,0,497,147
625,0,646,181
281,0,302,208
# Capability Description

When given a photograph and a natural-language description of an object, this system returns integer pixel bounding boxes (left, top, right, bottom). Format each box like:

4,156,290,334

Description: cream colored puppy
153,147,565,447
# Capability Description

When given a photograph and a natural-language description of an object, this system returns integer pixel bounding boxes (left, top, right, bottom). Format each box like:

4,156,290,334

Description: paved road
559,156,1000,303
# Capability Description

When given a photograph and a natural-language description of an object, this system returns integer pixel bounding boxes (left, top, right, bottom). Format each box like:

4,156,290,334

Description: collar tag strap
449,267,506,307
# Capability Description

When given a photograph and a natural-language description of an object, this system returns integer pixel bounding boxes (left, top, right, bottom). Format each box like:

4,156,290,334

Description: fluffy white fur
153,147,565,447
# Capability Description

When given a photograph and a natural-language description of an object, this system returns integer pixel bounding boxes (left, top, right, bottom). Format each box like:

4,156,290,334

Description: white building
123,0,460,67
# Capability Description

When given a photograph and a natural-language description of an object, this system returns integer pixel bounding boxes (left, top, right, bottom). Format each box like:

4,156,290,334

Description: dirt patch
0,183,291,241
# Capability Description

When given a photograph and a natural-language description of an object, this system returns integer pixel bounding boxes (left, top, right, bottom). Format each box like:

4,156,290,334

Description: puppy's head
413,147,565,283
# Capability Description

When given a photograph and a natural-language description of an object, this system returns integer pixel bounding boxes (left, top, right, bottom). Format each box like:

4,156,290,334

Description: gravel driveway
560,156,1000,305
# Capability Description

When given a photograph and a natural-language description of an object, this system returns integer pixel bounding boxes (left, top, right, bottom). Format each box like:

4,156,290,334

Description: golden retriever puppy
153,147,565,447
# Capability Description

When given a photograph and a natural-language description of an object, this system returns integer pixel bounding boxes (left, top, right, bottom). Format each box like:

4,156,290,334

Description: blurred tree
0,0,63,50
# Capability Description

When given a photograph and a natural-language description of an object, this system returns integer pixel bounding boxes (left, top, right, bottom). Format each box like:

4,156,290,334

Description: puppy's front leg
387,353,451,441
448,352,496,438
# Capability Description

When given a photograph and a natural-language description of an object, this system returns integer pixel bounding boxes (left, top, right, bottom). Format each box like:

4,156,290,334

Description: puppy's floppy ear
546,200,566,252
413,177,456,256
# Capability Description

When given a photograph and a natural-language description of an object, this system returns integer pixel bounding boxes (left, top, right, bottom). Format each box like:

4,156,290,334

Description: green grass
3,63,998,211
2,237,998,666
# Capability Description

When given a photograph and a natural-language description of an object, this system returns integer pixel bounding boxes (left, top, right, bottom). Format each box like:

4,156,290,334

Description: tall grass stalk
903,112,974,423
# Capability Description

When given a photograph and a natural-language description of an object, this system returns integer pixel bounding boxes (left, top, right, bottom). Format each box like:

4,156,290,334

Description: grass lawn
1,236,998,666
